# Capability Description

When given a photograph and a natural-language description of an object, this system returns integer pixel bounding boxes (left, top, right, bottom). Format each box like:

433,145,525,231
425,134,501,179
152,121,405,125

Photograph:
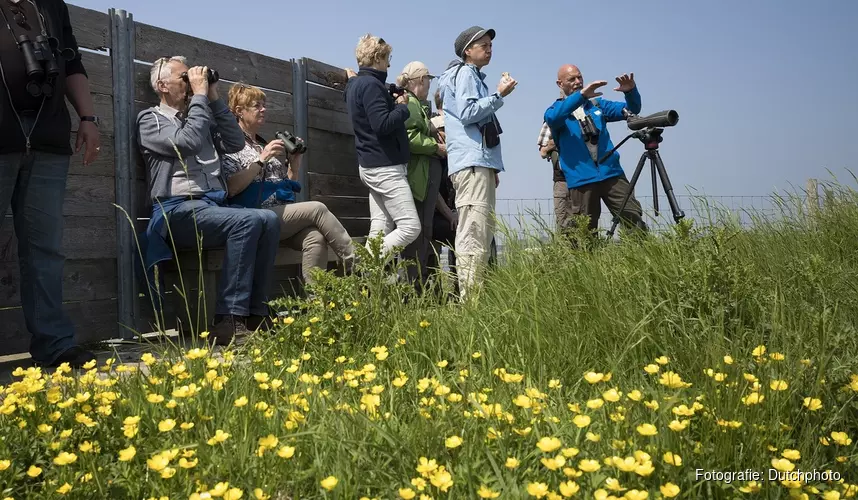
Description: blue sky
73,0,858,225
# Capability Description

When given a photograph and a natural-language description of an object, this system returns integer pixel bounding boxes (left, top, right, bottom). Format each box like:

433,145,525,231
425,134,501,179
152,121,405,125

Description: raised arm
544,92,587,130
210,98,246,153
598,86,642,122
362,82,410,136
454,68,503,125
136,94,212,158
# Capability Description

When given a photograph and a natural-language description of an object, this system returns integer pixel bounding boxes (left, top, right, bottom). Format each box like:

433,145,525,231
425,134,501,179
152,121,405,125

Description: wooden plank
62,174,116,218
340,217,370,237
308,85,347,114
312,196,368,219
0,216,116,263
308,172,368,198
0,259,117,308
307,128,358,176
80,51,113,95
69,93,114,136
308,105,353,135
68,137,114,177
68,5,110,51
0,299,119,356
305,58,348,90
135,24,293,94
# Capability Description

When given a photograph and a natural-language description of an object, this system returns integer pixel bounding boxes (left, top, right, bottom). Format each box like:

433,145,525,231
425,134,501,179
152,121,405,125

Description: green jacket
404,92,439,201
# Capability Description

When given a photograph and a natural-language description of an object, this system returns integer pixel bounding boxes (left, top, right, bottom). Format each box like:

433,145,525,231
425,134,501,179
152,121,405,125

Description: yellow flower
771,458,795,472
636,423,658,436
0,460,9,471
752,345,766,357
224,488,243,500
445,435,463,449
655,356,669,365
578,459,600,472
118,445,136,462
53,452,77,466
158,419,176,432
803,397,822,411
644,364,660,374
830,431,852,446
723,355,734,364
536,437,562,453
742,392,764,405
583,372,605,384
419,320,430,328
770,380,789,391
739,481,762,493
27,465,42,477
572,415,591,428
627,390,642,401
781,449,800,461
399,488,417,499
660,483,680,498
320,476,338,491
477,485,500,498
663,452,682,466
559,481,579,497
505,457,520,469
526,482,549,498
277,446,295,458
669,419,689,432
56,483,72,495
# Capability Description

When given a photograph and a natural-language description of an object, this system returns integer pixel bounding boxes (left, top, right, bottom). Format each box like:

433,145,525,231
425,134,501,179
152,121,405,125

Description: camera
625,110,679,131
388,83,406,99
274,130,307,155
17,33,68,97
181,67,220,85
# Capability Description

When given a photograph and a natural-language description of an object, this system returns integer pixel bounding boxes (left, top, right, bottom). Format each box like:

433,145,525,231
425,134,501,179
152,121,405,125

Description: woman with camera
394,61,448,293
220,83,356,286
344,34,420,261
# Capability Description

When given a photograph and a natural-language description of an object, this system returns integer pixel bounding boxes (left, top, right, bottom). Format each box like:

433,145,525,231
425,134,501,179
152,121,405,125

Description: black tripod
597,127,685,238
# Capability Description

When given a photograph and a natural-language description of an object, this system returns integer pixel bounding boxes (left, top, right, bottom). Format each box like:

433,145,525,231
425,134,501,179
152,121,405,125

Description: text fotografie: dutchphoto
695,469,842,484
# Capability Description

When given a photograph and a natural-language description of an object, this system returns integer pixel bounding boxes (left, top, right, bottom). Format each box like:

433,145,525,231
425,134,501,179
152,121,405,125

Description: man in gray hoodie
136,56,280,343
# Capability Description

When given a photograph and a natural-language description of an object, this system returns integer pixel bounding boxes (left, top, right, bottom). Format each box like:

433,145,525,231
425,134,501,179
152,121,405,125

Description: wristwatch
80,116,99,127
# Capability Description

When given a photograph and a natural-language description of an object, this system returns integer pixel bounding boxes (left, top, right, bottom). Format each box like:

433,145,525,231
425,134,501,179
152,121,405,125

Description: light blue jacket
437,62,505,176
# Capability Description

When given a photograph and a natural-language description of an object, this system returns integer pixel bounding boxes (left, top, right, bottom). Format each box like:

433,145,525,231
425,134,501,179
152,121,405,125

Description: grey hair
149,56,188,93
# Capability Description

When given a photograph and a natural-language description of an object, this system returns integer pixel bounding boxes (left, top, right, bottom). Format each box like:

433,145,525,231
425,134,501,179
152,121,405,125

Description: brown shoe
210,315,251,345
246,315,272,332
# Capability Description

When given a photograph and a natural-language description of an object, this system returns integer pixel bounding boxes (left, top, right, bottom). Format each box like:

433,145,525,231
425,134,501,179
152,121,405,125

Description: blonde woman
395,61,447,292
344,34,420,260
220,83,356,287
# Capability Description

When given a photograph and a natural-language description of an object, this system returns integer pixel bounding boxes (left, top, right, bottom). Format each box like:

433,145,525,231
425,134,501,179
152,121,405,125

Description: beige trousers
269,201,355,284
450,166,496,301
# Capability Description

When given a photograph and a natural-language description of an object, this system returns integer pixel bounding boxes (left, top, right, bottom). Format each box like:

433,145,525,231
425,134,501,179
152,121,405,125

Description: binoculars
275,130,307,155
578,115,599,145
19,34,74,98
181,67,220,85
388,83,406,99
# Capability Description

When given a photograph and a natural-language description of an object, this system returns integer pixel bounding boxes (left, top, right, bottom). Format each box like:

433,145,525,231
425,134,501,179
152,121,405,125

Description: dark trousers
427,211,458,294
167,200,281,317
0,149,75,365
569,174,647,233
402,158,443,293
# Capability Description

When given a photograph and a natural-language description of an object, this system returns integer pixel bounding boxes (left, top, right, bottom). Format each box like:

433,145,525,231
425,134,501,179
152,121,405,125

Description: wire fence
493,194,804,243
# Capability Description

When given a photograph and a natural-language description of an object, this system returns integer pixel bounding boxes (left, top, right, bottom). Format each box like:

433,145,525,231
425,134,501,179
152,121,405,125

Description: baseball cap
454,26,496,58
401,61,435,80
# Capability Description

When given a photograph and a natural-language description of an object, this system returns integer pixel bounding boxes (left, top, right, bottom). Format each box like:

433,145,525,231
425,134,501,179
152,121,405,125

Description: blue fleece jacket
544,87,641,189
343,68,410,168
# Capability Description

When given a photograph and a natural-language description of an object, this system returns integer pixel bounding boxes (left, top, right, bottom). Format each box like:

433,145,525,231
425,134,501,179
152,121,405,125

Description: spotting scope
626,110,679,131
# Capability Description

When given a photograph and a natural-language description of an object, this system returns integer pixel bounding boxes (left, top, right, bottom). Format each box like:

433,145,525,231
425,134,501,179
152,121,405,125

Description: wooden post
109,8,138,338
292,58,309,202
806,178,819,215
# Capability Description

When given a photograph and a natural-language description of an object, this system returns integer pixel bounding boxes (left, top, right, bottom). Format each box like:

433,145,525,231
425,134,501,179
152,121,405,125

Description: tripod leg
607,152,646,238
650,153,659,216
651,150,686,223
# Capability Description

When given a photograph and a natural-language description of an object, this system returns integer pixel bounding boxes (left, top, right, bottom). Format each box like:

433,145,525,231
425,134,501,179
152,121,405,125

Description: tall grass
1,184,857,499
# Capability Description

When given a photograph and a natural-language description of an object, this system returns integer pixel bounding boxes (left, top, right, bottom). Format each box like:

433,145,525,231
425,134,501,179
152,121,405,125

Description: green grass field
1,184,857,499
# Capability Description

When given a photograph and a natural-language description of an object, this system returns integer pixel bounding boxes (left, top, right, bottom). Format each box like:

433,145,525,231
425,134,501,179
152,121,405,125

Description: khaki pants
270,201,354,284
553,180,574,232
569,174,647,233
450,166,496,301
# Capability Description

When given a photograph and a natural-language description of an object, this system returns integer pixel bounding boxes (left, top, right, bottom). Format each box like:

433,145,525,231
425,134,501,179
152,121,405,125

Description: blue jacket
227,178,302,208
544,87,641,189
436,62,505,176
343,67,410,168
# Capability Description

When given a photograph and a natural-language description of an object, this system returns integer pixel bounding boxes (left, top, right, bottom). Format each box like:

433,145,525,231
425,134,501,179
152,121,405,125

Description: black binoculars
579,115,599,145
275,130,307,155
19,33,74,98
388,83,406,99
181,67,220,85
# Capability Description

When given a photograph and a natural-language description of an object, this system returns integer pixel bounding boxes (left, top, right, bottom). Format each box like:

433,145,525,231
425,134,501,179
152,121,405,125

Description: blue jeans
165,200,280,317
0,150,75,365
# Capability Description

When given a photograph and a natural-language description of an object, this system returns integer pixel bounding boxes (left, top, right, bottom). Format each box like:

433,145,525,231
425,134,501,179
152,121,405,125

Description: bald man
543,65,648,237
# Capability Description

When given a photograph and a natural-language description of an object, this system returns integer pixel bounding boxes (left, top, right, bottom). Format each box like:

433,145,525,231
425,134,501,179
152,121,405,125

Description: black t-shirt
0,0,87,155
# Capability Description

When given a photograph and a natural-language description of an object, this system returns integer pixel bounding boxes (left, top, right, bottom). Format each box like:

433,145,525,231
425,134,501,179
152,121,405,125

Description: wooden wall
0,4,367,356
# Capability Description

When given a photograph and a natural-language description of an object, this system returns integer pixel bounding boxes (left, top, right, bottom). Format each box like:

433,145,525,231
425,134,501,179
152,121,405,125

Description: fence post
806,178,819,215
109,8,138,338
292,58,309,202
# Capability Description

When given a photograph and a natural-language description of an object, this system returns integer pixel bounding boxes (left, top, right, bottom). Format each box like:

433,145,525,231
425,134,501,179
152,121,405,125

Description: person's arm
544,93,587,130
361,81,410,136
221,149,262,197
136,95,213,158
210,98,246,153
61,3,99,164
405,97,439,155
598,86,642,122
436,192,456,224
455,69,503,125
